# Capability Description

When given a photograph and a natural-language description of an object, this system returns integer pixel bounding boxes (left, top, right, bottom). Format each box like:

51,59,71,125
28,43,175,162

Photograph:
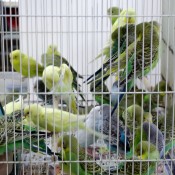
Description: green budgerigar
122,104,153,131
111,21,160,115
86,21,160,117
134,122,164,154
9,50,44,77
42,64,77,114
57,134,103,175
118,21,160,82
119,141,159,175
86,14,137,85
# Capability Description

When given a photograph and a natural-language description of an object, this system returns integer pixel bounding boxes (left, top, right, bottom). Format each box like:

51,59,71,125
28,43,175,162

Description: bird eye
62,141,66,149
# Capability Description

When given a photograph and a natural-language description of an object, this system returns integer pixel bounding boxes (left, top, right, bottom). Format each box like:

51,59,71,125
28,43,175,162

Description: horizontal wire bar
1,14,175,17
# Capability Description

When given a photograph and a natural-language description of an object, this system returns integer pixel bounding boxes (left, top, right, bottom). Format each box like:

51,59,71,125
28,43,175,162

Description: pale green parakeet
122,104,153,132
57,134,103,175
23,103,88,133
9,50,44,77
107,6,122,25
118,141,159,175
41,45,85,101
42,64,77,114
94,8,136,61
41,45,82,78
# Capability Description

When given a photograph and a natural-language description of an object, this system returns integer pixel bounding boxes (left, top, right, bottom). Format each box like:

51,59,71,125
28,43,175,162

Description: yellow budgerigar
42,64,77,114
23,103,86,132
41,45,85,102
9,50,44,77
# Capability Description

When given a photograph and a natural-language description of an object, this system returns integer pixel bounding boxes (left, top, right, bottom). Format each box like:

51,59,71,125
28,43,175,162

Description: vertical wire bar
149,0,154,172
9,1,13,174
164,0,170,163
170,1,175,172
140,1,145,174
125,2,129,174
132,1,137,174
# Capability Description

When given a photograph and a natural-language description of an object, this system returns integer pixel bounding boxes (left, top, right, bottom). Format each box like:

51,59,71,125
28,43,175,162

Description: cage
0,0,175,175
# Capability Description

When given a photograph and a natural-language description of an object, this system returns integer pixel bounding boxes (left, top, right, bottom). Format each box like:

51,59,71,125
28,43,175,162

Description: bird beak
23,112,29,119
58,67,66,85
137,155,143,160
60,67,66,79
57,147,62,153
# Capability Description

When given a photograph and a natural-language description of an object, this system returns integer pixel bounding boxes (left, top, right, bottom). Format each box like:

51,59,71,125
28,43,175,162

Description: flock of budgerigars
1,6,175,175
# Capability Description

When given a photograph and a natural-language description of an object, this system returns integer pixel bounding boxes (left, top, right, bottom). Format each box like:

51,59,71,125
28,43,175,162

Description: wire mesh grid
0,0,175,174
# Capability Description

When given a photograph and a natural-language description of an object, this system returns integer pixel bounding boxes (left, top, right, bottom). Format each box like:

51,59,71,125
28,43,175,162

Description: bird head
57,134,79,155
47,44,61,56
23,103,42,120
107,7,122,24
119,8,136,24
42,65,60,90
87,106,101,119
154,80,171,97
143,112,153,123
122,104,144,124
59,64,73,86
152,21,160,33
9,50,24,62
107,7,121,16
